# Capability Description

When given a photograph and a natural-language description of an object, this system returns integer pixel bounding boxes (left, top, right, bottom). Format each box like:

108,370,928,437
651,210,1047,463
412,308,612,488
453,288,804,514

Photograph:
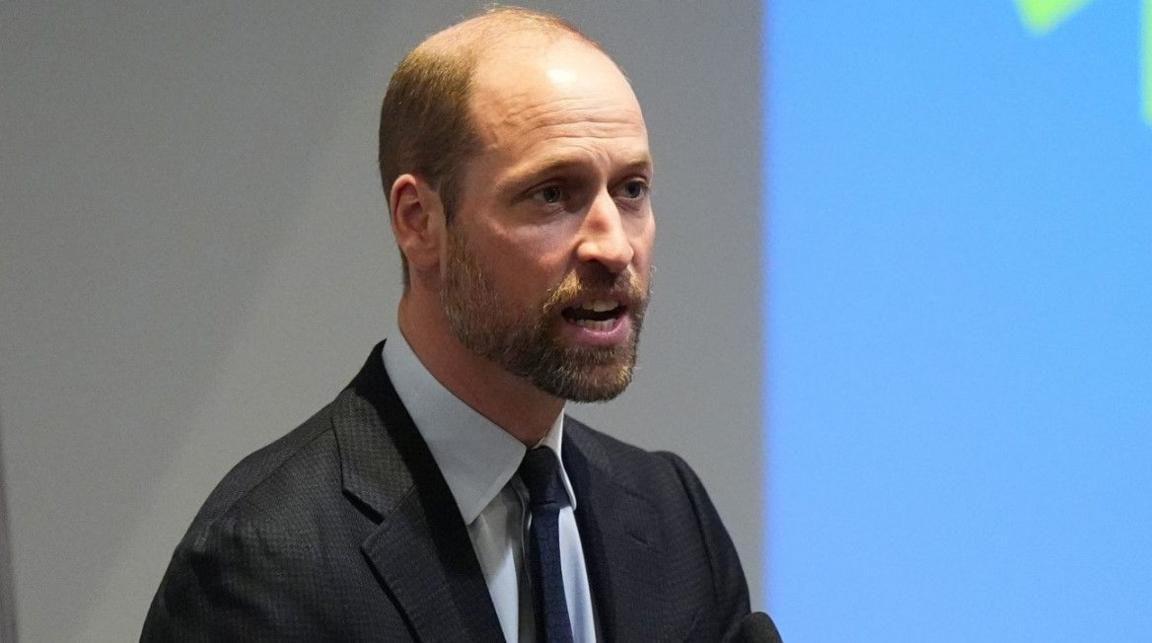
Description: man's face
439,38,655,402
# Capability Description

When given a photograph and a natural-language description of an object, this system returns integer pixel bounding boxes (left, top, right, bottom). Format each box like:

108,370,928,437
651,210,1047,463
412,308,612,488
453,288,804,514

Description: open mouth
561,298,627,331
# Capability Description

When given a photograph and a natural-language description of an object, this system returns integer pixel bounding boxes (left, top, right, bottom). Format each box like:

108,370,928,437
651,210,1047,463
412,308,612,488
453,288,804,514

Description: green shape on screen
1015,0,1096,34
1015,0,1151,127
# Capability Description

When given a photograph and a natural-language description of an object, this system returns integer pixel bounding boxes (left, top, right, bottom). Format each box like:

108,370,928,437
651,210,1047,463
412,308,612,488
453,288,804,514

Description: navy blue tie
518,448,574,643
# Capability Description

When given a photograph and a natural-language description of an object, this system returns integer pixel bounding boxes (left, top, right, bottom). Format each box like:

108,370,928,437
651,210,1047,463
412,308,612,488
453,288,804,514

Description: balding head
378,8,614,284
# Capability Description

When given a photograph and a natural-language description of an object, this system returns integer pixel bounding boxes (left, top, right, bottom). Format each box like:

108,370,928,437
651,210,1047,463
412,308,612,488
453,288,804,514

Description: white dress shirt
382,328,598,642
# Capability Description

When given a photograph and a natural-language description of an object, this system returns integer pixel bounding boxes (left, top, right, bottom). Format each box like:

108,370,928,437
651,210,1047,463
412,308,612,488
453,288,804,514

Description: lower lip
560,314,633,347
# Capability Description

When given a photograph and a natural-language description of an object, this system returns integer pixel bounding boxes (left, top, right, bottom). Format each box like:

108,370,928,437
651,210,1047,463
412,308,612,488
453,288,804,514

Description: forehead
467,37,649,158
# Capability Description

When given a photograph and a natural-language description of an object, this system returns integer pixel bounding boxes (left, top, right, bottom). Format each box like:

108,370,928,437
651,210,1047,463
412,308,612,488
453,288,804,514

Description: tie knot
518,447,563,509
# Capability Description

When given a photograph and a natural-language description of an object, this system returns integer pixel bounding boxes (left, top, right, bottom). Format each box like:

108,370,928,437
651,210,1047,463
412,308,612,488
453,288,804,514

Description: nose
575,190,634,274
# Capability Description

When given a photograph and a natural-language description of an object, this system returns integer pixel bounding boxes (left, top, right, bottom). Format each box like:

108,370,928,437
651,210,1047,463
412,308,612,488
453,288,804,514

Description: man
143,8,752,641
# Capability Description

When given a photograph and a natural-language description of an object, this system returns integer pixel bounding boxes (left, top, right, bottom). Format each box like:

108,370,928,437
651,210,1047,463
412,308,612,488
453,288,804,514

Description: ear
389,173,446,281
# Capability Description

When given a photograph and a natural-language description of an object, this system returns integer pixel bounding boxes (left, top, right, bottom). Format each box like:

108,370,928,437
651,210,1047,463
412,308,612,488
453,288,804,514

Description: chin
534,360,636,403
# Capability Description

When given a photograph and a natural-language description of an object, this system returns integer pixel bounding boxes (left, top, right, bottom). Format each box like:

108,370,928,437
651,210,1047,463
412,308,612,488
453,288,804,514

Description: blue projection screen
764,1,1152,640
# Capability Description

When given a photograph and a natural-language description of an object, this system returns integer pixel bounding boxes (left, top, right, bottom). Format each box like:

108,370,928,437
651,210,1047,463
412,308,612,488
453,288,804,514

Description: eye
533,184,567,205
616,178,650,201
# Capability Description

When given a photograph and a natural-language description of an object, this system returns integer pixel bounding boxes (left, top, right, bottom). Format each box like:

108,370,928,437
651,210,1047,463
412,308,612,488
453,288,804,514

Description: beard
440,227,649,402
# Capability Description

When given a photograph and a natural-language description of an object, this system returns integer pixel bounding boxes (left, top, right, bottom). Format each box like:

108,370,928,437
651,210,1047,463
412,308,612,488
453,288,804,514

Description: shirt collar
382,323,576,524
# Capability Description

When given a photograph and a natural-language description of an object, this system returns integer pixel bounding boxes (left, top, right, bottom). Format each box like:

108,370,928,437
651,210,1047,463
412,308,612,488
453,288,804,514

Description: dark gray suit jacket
142,342,750,641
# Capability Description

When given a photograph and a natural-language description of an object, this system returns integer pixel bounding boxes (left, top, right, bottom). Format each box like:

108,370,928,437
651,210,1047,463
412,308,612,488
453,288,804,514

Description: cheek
476,226,574,297
484,215,580,263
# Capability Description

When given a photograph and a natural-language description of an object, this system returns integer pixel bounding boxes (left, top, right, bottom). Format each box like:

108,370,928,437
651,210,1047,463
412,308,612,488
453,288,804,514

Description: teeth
575,319,615,331
582,299,618,312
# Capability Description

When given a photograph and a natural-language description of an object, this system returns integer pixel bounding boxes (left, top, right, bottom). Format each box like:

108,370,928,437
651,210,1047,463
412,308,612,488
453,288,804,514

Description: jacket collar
333,341,504,641
563,418,686,641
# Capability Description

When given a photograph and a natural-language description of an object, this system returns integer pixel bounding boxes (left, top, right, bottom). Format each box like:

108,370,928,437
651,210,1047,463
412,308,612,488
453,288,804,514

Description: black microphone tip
732,611,782,643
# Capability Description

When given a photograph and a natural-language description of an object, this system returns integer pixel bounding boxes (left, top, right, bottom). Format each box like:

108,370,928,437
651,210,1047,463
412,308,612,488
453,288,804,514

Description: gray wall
0,422,16,643
0,2,762,641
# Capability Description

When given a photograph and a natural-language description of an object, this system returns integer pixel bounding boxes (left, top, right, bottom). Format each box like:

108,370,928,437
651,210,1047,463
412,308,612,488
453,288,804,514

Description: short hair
377,6,602,284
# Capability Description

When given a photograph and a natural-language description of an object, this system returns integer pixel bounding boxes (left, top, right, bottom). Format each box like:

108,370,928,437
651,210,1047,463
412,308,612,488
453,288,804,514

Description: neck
397,293,563,446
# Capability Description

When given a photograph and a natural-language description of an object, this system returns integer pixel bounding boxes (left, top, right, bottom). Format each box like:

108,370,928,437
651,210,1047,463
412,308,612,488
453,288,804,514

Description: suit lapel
334,343,504,642
564,421,682,641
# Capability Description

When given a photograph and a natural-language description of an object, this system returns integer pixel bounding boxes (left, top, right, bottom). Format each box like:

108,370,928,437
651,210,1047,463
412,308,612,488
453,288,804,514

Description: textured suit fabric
142,342,750,641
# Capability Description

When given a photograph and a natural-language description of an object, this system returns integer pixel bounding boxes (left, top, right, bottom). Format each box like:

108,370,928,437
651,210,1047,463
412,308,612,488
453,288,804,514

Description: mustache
541,268,648,315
